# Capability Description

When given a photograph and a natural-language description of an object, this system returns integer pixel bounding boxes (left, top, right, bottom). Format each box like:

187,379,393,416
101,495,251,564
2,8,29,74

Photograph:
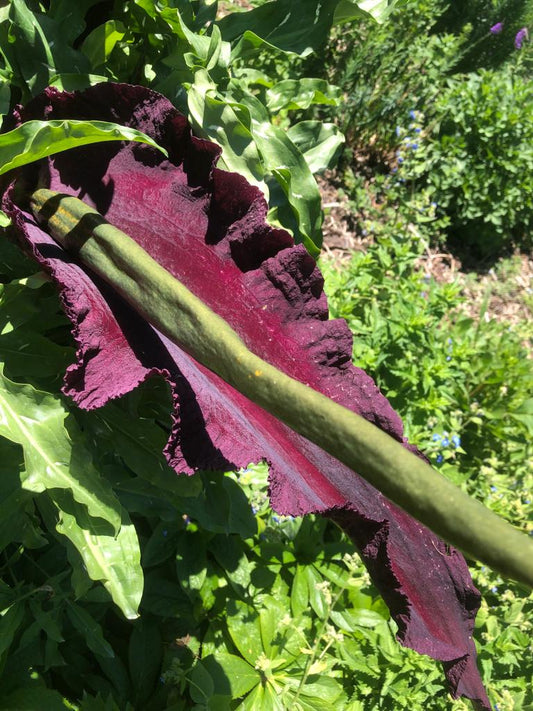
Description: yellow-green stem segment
30,188,533,589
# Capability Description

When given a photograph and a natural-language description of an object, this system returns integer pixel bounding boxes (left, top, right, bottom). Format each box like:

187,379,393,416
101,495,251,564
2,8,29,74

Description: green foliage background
0,1,532,710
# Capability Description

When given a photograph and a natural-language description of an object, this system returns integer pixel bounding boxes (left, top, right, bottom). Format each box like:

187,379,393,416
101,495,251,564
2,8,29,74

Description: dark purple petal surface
3,83,490,709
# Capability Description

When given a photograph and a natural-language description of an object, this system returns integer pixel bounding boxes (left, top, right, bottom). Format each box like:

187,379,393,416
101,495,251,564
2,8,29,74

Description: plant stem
30,188,533,589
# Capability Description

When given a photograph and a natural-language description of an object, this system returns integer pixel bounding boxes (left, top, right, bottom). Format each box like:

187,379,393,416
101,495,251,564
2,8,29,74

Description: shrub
399,68,533,259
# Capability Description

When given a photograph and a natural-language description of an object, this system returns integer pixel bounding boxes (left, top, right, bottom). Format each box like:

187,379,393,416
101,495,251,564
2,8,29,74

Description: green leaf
291,565,309,616
0,119,168,176
266,79,340,112
189,659,214,704
187,69,266,192
286,121,345,174
219,0,338,58
228,85,323,254
128,618,162,705
226,601,263,666
46,0,103,44
0,367,122,532
329,607,386,631
0,440,45,552
6,0,57,96
206,652,259,699
53,494,142,619
81,20,126,70
0,329,72,378
6,0,92,99
66,602,115,658
0,686,71,711
333,0,393,24
48,73,110,93
508,398,533,435
0,602,25,659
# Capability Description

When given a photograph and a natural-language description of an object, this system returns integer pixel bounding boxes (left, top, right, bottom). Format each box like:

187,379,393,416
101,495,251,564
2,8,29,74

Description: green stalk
30,188,533,589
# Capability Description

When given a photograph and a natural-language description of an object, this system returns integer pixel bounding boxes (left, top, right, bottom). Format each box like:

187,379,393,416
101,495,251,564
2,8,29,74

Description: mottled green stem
30,189,533,589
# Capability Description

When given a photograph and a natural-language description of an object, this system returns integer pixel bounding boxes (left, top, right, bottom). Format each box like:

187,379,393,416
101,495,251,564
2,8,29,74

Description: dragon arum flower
2,83,491,710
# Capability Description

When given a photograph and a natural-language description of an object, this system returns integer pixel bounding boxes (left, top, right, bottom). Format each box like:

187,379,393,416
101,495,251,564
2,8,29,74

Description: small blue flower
431,201,437,208
414,127,421,134
436,454,443,463
251,505,259,515
451,434,461,447
162,529,168,537
395,126,402,136
409,109,417,119
442,437,450,447
410,142,418,150
446,356,451,361
491,586,498,593
490,486,497,492
432,433,442,442
397,156,404,164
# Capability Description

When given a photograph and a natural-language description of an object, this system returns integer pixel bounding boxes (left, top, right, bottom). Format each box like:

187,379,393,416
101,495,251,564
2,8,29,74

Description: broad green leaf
128,619,163,704
0,119,168,176
49,73,109,93
66,602,114,658
46,0,104,44
0,80,10,128
189,660,215,704
509,398,533,435
0,686,70,711
187,70,266,192
6,0,91,98
0,439,39,552
7,0,56,95
226,601,263,666
291,565,309,616
329,607,387,631
0,329,72,378
54,493,142,619
0,367,121,532
206,652,259,699
219,0,338,58
85,403,201,498
227,84,322,254
81,20,126,69
240,682,284,711
287,121,345,174
0,601,25,658
266,79,340,112
334,0,393,24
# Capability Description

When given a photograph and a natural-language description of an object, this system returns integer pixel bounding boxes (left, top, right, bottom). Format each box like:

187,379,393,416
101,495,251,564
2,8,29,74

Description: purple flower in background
515,27,528,48
490,22,504,35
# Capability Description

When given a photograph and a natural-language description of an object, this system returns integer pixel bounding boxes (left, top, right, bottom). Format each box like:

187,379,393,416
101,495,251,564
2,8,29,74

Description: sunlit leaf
0,366,121,533
0,119,167,176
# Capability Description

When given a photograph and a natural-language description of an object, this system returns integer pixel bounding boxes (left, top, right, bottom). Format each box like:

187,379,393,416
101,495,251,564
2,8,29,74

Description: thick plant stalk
30,188,533,589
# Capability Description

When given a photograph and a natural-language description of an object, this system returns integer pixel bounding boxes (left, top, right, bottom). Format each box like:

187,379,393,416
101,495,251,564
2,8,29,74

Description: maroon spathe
3,83,491,710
